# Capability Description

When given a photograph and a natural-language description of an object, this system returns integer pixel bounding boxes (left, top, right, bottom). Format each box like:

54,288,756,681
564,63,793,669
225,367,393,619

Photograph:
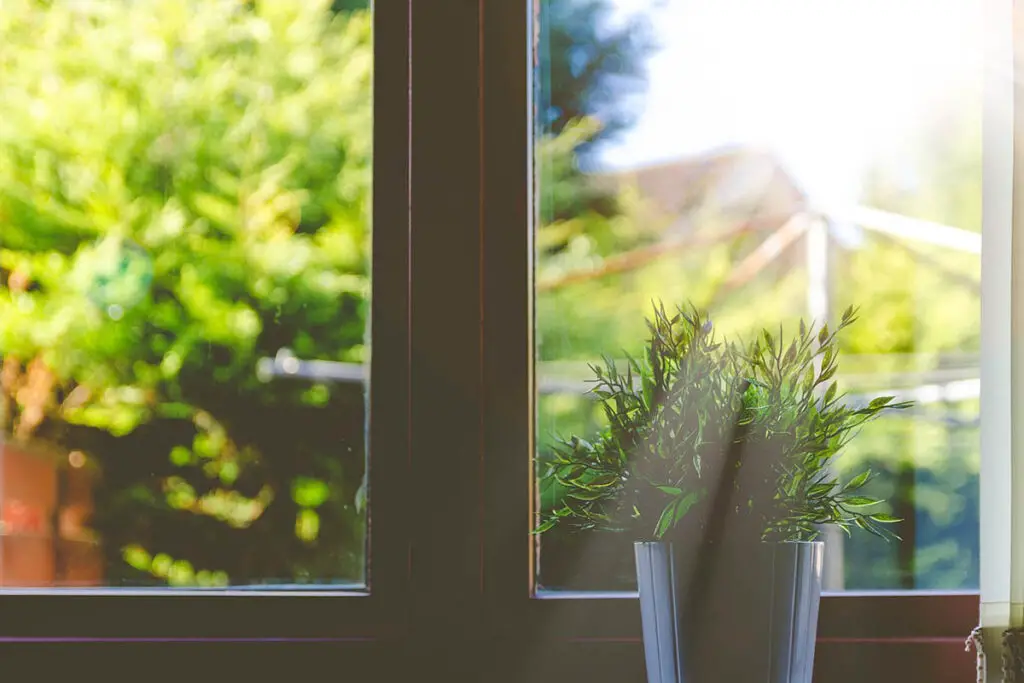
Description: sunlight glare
600,0,984,209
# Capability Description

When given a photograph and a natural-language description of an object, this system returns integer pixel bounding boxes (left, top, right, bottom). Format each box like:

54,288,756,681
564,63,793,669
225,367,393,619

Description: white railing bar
826,204,982,254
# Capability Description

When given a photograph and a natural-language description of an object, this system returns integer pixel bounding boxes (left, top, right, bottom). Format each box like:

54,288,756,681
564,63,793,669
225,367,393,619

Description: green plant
535,301,911,544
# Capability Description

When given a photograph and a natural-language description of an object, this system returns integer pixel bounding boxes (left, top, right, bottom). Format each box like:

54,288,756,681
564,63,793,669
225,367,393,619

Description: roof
589,146,808,234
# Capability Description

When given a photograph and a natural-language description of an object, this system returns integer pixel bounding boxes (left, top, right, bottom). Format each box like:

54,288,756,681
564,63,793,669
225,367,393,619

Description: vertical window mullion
406,0,485,674
366,0,412,621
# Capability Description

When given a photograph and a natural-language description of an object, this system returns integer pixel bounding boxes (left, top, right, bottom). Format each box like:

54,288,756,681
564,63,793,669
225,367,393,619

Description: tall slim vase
635,540,823,683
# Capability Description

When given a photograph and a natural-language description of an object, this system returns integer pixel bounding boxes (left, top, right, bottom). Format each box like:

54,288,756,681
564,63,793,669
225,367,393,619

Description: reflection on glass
0,0,372,588
535,0,981,592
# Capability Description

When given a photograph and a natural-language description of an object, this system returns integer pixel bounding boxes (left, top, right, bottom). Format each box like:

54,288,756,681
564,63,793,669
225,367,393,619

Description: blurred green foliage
0,0,372,585
539,0,659,158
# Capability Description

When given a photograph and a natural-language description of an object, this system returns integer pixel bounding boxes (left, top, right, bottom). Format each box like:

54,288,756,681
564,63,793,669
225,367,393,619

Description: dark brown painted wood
405,0,485,678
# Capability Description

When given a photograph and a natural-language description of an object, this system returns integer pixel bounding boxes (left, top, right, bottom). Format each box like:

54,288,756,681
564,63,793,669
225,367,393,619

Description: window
485,0,984,680
0,0,408,647
0,0,372,591
0,1,1008,681
534,0,983,595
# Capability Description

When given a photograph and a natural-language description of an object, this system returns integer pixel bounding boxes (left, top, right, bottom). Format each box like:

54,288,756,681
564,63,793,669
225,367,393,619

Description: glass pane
534,0,981,592
0,0,372,589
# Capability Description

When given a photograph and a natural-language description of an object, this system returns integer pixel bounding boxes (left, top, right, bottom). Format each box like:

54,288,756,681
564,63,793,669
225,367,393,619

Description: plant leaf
533,519,557,534
823,381,837,406
844,470,871,491
654,501,676,539
673,491,701,523
868,396,895,410
567,489,606,501
870,513,902,523
587,473,619,488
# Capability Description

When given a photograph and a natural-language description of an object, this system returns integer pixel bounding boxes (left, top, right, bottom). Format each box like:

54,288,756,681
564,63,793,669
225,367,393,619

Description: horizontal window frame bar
510,592,978,641
0,594,402,639
0,586,367,596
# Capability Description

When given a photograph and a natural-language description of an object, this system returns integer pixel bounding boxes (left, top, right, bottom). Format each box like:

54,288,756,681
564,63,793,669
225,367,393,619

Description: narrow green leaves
534,300,911,545
842,496,877,507
653,491,701,540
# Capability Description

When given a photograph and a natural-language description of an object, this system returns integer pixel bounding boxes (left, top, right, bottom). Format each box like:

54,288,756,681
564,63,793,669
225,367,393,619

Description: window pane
534,0,981,592
0,0,372,589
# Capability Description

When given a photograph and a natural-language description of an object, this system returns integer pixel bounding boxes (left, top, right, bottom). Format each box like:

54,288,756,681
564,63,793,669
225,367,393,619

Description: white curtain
978,2,1024,680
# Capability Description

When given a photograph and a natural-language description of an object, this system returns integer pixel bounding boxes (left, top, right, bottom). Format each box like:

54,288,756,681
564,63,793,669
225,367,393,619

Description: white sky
596,0,984,208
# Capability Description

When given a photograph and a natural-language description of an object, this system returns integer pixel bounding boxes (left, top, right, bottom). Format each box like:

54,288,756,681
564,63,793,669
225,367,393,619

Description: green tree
540,0,660,156
0,0,372,585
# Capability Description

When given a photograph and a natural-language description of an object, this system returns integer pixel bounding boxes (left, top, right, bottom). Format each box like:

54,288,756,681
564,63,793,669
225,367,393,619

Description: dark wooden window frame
0,2,984,681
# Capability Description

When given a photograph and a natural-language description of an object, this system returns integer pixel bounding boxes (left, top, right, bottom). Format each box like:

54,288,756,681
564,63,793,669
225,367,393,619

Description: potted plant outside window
535,302,910,683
